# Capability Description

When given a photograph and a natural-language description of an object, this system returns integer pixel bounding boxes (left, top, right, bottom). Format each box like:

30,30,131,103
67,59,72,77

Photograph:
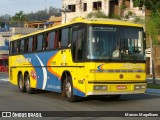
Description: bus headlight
134,85,146,90
94,85,107,90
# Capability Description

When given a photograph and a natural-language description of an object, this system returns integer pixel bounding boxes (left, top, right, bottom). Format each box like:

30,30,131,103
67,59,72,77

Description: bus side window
13,42,16,54
54,31,58,48
17,41,21,54
68,27,72,47
54,30,61,48
37,35,43,51
42,33,48,50
48,31,55,49
72,30,78,60
13,41,18,54
33,36,37,51
61,28,69,48
28,37,33,52
58,30,62,48
76,29,84,60
20,39,25,53
10,42,14,55
24,38,29,53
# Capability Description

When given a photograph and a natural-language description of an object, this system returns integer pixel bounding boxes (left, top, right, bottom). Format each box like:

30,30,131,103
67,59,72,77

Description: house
61,0,145,23
0,27,41,72
24,16,62,28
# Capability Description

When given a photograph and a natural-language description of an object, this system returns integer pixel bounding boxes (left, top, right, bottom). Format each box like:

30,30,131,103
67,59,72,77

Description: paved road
0,74,160,119
0,73,8,81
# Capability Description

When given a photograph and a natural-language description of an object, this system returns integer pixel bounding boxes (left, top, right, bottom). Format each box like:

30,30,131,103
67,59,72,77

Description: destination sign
92,26,117,31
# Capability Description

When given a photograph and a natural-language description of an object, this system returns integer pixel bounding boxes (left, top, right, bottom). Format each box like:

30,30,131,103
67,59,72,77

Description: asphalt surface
1,72,160,95
0,73,160,119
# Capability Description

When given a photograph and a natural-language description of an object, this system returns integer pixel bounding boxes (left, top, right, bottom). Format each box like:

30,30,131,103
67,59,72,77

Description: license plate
117,85,127,90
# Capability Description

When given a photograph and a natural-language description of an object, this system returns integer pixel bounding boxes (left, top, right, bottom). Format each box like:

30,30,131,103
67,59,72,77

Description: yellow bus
9,18,146,102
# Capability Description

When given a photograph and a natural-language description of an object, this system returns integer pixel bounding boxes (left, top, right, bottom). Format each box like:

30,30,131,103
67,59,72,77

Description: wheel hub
65,82,71,98
25,79,30,91
19,79,23,90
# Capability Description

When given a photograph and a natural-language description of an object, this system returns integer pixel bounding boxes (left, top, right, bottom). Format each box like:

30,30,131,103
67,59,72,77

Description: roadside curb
146,88,160,95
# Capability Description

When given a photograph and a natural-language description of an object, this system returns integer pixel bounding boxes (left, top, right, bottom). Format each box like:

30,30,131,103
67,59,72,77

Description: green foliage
134,0,144,7
0,14,11,28
87,10,108,18
27,7,61,21
124,11,133,20
151,13,160,35
0,6,61,27
128,11,133,16
0,22,5,28
134,0,139,7
11,11,28,27
145,0,160,46
147,83,160,89
109,14,121,20
134,16,144,24
120,4,126,11
145,0,160,36
146,17,158,45
145,0,160,13
120,3,126,16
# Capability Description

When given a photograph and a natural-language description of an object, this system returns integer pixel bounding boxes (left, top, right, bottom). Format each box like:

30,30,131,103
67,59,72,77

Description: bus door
71,25,86,96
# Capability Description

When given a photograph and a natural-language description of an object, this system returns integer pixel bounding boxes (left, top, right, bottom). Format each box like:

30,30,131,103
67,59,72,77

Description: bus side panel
24,51,61,92
48,49,86,97
9,55,18,85
73,67,85,97
9,55,37,88
10,49,86,96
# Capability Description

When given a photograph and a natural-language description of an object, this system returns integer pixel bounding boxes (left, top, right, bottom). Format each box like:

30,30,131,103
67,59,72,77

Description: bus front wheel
18,74,26,93
25,75,34,94
63,76,78,102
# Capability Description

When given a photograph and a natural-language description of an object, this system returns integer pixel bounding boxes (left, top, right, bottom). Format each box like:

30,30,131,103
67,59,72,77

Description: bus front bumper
86,82,146,96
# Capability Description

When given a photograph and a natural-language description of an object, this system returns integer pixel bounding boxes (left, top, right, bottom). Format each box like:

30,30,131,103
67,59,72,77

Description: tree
0,14,11,28
134,0,144,7
26,7,61,22
145,0,160,13
0,6,61,25
145,0,160,80
11,11,28,27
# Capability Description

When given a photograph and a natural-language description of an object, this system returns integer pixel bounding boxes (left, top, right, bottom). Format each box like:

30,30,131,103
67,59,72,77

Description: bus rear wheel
25,75,34,94
18,74,26,93
63,76,78,102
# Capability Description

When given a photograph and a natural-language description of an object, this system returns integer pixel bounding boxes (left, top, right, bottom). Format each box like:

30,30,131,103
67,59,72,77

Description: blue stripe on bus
23,51,61,92
73,88,85,97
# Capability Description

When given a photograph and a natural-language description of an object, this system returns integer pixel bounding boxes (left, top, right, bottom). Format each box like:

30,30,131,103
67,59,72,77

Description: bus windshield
87,25,145,61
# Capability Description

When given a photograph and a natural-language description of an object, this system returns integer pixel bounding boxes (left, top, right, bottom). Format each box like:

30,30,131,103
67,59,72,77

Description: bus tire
25,75,34,94
64,76,78,102
18,74,26,93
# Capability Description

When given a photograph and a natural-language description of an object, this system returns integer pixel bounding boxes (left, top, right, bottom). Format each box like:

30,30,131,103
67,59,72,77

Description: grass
147,83,160,89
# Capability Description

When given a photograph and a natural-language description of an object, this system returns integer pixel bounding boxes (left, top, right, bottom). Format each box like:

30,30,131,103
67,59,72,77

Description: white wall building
61,0,145,23
62,0,110,23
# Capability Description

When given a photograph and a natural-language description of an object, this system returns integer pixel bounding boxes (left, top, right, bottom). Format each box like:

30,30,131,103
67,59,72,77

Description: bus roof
11,18,143,41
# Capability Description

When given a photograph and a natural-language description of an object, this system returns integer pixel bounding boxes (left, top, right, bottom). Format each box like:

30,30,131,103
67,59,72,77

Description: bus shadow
26,89,160,103
33,89,51,94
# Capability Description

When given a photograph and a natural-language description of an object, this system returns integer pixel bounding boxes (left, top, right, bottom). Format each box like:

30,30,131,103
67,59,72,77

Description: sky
0,0,62,16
